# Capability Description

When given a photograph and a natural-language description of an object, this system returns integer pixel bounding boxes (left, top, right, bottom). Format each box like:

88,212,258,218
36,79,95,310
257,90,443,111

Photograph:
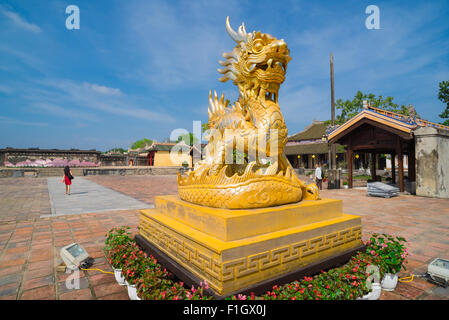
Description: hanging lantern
297,155,301,159
312,155,315,159
336,154,338,158
355,154,359,159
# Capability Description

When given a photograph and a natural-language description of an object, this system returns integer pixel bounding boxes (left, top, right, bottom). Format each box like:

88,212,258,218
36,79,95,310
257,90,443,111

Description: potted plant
122,243,148,300
106,244,133,285
136,268,174,300
256,251,380,300
343,180,349,189
365,233,408,291
104,226,133,285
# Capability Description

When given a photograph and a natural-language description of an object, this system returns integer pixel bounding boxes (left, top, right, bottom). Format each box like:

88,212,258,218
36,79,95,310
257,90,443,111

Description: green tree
202,121,209,133
130,138,153,150
334,91,410,125
438,80,449,126
177,133,198,146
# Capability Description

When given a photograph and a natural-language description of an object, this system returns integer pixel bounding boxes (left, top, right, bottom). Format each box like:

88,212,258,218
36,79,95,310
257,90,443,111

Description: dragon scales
177,17,320,209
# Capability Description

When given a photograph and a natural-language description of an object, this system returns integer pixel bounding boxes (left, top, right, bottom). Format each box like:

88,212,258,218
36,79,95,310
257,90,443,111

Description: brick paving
0,175,448,300
0,207,139,300
85,175,178,205
0,178,51,223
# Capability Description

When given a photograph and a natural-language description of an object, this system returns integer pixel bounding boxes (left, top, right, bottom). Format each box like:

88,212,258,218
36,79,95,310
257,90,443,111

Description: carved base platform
138,195,362,297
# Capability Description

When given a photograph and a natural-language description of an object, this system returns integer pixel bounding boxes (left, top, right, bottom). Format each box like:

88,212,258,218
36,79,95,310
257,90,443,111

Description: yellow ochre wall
153,151,192,167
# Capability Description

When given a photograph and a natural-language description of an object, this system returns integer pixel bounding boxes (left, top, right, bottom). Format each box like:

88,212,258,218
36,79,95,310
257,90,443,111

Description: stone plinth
138,195,362,297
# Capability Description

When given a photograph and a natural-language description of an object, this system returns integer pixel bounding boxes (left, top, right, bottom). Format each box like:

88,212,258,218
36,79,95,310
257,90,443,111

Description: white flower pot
357,283,381,300
126,281,139,300
344,185,349,189
113,268,126,286
381,273,398,291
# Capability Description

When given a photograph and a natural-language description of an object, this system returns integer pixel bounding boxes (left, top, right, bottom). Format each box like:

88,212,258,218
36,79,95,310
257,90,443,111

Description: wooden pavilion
328,106,421,191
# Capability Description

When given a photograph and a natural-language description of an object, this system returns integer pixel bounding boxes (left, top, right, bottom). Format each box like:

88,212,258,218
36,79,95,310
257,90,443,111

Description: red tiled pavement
0,178,51,223
85,175,178,204
0,175,448,300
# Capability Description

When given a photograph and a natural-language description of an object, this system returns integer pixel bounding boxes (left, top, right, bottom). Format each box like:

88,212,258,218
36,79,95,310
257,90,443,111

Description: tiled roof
284,142,329,155
288,121,327,141
146,142,190,152
328,105,449,142
284,142,345,155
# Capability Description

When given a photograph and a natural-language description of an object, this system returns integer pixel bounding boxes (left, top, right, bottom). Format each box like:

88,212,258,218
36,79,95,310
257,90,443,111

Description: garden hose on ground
398,274,416,282
79,257,114,274
398,273,430,283
80,267,114,275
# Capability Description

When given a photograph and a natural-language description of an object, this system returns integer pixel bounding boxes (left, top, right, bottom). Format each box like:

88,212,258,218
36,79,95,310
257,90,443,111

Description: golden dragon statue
178,17,320,209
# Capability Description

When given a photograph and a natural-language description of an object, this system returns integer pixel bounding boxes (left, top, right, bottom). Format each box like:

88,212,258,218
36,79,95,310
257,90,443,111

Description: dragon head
218,17,292,104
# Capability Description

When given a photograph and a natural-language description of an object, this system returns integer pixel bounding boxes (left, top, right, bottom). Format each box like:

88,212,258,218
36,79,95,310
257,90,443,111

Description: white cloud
0,44,45,72
32,103,99,122
35,79,176,123
85,83,122,96
0,5,41,33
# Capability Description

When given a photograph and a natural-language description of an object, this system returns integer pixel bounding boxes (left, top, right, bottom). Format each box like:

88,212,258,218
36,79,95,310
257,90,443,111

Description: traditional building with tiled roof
327,104,449,198
144,141,192,167
285,120,345,169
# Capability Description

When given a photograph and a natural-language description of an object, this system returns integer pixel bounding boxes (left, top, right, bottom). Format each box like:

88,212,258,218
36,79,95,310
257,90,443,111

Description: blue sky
0,0,448,151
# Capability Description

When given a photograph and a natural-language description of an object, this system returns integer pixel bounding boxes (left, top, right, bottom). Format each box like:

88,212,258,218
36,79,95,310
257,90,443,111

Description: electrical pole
330,52,336,169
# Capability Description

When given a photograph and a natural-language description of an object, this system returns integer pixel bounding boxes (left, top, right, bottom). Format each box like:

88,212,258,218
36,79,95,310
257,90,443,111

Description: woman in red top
61,165,73,195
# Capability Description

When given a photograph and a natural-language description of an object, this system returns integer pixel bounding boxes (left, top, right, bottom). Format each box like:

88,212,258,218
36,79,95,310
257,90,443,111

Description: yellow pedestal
139,195,362,296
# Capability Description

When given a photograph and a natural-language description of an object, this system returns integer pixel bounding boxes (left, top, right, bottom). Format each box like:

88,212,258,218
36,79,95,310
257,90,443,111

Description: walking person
314,162,323,190
61,165,74,195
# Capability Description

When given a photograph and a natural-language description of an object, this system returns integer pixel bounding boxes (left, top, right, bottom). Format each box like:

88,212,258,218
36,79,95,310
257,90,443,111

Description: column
371,152,376,180
391,152,396,184
347,146,353,188
397,140,404,192
408,144,416,182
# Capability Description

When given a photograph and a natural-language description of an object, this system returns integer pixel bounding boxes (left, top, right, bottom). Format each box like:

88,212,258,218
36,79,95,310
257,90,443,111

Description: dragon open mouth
256,59,286,73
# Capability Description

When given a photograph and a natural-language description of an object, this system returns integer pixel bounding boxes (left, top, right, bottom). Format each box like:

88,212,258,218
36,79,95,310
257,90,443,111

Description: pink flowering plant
365,233,408,274
105,226,408,300
104,226,133,254
136,269,212,300
121,243,150,285
104,226,134,270
228,251,382,300
105,227,212,300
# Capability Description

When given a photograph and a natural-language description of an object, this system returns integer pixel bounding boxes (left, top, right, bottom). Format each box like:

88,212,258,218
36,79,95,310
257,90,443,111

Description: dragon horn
226,16,248,43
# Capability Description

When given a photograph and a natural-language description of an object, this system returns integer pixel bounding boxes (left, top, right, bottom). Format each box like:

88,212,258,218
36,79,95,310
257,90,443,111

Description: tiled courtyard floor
0,175,448,300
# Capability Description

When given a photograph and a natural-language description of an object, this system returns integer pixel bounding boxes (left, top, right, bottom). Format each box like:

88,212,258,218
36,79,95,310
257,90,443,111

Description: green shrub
365,233,408,274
